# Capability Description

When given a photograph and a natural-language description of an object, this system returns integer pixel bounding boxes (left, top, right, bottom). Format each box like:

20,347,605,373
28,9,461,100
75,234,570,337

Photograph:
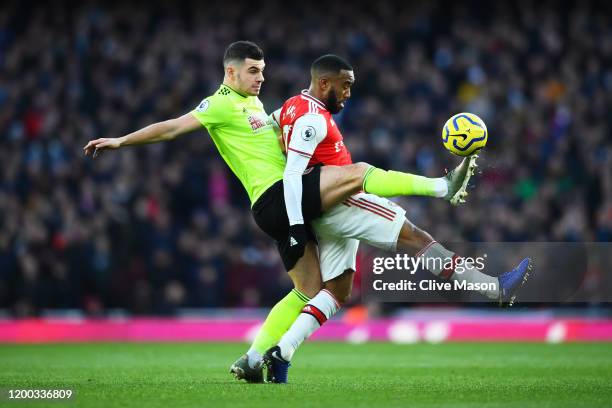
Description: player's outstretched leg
443,154,478,205
396,221,533,304
361,166,447,200
498,257,532,307
319,157,478,214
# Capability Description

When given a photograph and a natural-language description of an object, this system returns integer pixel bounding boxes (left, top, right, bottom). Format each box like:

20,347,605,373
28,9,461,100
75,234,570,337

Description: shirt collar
300,90,327,110
221,84,248,98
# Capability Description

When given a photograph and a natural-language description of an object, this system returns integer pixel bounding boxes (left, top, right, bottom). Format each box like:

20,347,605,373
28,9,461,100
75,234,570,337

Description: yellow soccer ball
442,113,487,156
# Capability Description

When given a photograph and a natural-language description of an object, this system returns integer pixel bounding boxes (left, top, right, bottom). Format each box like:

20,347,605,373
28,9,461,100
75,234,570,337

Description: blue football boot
498,257,533,307
263,346,290,384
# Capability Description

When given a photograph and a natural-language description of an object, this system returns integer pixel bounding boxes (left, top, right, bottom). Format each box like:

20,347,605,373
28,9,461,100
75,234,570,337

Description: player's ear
225,65,235,79
225,60,242,81
319,77,330,91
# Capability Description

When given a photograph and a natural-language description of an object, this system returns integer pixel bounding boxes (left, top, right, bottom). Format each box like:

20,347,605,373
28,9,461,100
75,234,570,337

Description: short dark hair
223,41,264,67
311,54,353,76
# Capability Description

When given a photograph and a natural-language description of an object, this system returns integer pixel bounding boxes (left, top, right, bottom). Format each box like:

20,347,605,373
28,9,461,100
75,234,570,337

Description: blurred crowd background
0,0,610,316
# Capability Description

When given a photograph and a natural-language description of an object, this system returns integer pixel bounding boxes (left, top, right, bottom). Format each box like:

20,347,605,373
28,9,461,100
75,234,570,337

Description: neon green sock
249,289,309,355
362,167,447,198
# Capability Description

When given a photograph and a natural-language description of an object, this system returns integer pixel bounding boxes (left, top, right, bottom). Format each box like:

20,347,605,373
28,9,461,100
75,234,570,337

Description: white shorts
312,192,406,282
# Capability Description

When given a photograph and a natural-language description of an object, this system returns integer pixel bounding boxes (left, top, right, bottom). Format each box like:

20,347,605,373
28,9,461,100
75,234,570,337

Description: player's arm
83,113,200,157
283,113,327,259
269,108,284,151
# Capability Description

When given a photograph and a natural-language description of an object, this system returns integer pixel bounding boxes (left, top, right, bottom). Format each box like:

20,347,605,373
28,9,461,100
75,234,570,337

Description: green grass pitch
1,342,611,408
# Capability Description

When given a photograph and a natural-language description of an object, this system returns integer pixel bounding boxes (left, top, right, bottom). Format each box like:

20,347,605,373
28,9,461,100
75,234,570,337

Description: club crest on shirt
301,126,316,141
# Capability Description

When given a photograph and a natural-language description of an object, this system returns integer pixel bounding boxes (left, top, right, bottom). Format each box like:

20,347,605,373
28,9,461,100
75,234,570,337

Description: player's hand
83,138,122,158
286,224,307,265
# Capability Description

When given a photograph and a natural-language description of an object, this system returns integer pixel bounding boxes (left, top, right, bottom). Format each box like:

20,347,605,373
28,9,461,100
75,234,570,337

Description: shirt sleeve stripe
288,147,313,158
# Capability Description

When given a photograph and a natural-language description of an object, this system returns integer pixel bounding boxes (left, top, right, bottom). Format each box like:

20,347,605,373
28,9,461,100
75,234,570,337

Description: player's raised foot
444,154,478,206
263,346,290,384
498,257,533,307
229,354,264,383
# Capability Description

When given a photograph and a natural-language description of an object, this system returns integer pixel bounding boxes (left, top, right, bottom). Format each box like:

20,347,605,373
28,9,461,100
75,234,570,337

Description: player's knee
399,220,433,249
336,162,370,195
413,226,434,246
290,272,322,298
294,282,321,299
348,162,370,183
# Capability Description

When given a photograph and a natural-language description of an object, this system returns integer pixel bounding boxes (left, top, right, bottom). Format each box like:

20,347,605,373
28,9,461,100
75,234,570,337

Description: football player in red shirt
262,55,532,383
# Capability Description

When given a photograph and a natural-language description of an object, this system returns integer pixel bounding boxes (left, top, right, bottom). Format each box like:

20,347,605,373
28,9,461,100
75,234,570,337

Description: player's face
235,58,265,96
324,70,355,114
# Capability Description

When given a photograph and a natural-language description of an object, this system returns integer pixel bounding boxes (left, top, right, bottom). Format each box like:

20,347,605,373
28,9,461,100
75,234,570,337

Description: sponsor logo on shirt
248,114,267,131
285,105,297,121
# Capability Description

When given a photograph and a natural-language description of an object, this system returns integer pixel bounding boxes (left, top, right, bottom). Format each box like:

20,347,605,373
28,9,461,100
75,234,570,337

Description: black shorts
252,166,322,271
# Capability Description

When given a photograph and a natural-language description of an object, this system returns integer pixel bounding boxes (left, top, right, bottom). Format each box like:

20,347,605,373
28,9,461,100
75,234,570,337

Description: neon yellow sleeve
190,94,230,130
